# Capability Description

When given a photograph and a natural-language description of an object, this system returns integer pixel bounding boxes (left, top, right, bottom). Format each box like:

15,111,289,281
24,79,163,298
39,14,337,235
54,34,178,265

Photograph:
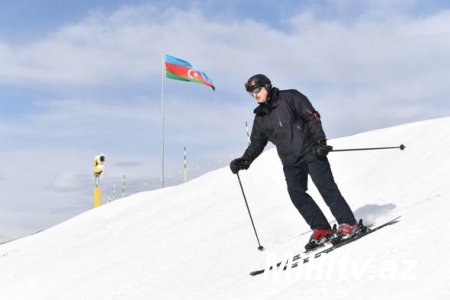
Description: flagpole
161,51,165,188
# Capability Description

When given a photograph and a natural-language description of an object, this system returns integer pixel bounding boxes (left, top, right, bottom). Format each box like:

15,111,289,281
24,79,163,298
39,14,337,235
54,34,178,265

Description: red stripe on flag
165,62,190,78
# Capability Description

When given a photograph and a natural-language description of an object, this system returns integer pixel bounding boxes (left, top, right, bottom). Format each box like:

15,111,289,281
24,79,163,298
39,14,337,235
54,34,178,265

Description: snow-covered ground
0,235,10,244
1,117,449,300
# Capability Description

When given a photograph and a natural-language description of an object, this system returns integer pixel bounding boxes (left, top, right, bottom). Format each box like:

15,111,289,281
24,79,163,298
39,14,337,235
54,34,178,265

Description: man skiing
230,74,358,250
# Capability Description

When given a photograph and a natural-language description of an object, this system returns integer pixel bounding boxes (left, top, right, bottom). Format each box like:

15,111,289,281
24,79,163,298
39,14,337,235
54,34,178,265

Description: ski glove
313,140,333,160
230,158,251,174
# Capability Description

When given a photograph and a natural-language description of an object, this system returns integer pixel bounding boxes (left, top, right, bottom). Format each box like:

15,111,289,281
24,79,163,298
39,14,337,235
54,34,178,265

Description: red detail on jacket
306,108,321,121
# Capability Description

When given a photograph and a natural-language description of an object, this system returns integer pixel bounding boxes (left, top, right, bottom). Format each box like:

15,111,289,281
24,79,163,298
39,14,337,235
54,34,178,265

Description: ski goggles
249,86,262,95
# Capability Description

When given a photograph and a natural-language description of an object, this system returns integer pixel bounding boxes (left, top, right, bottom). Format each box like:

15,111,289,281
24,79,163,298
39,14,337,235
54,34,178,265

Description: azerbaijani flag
165,54,215,91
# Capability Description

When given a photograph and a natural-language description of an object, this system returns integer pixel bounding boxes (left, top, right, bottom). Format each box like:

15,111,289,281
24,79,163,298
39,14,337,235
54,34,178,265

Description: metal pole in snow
184,146,188,183
122,174,126,198
245,121,251,146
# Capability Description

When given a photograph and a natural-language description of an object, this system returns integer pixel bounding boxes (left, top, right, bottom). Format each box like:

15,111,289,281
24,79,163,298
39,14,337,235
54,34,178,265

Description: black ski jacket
242,87,326,167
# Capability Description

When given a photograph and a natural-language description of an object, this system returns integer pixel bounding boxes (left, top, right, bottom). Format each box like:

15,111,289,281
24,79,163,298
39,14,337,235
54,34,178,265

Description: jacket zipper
275,109,283,128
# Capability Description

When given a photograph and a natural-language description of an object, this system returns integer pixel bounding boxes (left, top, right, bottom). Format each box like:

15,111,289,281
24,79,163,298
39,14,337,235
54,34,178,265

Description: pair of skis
249,216,401,276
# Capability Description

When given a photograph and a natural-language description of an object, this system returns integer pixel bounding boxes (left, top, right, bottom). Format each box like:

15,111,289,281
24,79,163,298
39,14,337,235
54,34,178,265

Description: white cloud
1,4,449,108
1,3,450,238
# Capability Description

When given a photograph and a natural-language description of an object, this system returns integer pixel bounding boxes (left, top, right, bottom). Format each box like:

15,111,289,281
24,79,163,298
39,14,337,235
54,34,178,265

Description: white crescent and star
187,69,198,78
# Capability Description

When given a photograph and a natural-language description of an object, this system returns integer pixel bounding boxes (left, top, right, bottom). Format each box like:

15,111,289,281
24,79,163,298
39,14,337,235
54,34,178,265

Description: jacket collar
253,87,280,115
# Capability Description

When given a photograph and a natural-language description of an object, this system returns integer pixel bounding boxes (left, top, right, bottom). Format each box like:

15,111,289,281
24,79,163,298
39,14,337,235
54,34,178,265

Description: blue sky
1,0,450,240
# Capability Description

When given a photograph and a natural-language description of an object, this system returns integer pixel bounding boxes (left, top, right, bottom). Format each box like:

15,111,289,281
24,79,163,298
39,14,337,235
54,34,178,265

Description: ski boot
304,228,335,251
332,219,367,244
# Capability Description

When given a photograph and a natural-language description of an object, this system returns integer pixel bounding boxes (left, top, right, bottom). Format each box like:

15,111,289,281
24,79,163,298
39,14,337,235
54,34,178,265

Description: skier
230,74,358,250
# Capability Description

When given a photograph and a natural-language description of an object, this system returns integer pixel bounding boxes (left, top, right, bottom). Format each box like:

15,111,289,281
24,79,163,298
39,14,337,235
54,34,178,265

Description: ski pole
236,173,264,251
330,144,405,152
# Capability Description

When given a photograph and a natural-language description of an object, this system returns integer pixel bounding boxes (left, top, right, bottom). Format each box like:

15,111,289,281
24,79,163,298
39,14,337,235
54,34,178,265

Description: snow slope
0,235,10,244
1,117,449,300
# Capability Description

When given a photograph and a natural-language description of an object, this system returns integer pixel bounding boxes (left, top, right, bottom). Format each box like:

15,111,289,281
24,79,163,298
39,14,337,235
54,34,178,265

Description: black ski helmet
245,74,272,93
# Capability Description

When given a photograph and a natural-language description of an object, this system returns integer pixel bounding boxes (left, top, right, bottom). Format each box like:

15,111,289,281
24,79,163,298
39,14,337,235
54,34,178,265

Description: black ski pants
283,151,356,229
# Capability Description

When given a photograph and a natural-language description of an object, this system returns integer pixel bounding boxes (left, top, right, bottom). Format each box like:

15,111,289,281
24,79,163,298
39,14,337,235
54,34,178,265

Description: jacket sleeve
241,119,268,163
291,90,326,141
